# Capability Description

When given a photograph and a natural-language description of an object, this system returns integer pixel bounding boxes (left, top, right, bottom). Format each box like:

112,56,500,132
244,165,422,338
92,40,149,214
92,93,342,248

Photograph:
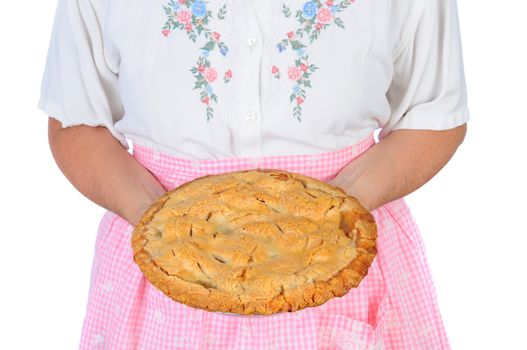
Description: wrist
328,169,381,212
121,178,166,226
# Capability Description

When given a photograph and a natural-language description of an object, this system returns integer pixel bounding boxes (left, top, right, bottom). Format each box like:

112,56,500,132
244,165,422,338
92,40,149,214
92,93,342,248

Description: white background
1,0,526,349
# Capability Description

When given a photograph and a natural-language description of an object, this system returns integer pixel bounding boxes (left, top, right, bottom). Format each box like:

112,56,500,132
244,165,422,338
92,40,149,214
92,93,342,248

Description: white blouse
37,0,470,159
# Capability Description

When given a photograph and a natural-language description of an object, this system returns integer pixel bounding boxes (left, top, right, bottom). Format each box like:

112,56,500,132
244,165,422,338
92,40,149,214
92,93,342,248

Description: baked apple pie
131,169,377,315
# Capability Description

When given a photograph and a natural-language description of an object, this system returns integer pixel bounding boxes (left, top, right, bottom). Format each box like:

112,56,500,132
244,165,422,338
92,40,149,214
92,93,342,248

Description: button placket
235,3,264,157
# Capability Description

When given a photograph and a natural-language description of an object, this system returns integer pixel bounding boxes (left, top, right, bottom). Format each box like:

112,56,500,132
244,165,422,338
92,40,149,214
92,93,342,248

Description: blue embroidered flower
331,5,337,13
277,43,286,53
205,85,214,95
201,49,210,58
171,2,180,11
302,1,318,19
295,48,306,57
191,1,207,18
220,46,229,56
292,84,301,94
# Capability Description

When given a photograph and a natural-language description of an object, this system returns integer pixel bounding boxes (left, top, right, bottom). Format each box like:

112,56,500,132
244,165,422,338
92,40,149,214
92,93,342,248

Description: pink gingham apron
79,133,451,350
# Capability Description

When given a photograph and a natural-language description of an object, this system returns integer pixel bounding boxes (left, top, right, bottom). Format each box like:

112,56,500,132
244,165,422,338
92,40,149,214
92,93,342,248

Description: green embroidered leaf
218,4,227,20
296,11,304,24
293,106,302,122
290,40,306,50
334,17,345,29
218,42,228,51
289,94,296,102
309,32,318,44
304,23,312,35
295,28,304,38
338,0,351,11
201,40,216,51
282,4,291,17
211,94,218,103
206,107,214,121
303,80,312,88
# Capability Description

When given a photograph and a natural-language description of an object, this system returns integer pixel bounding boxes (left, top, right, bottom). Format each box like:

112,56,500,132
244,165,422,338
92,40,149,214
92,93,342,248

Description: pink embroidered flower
198,65,206,72
317,8,333,24
213,32,221,41
179,0,186,4
203,67,218,82
325,0,334,5
296,96,304,105
300,63,309,72
185,23,192,32
315,22,323,30
225,69,232,78
287,31,294,39
177,10,192,24
162,29,170,37
202,96,210,104
271,65,280,74
287,66,302,81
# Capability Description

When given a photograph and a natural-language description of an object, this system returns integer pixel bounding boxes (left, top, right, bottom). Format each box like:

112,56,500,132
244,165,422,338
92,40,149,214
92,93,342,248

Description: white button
246,37,257,48
245,111,257,122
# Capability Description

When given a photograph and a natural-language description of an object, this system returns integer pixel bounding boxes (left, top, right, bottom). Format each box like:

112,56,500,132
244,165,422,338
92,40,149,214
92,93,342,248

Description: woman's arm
48,117,167,226
328,123,467,211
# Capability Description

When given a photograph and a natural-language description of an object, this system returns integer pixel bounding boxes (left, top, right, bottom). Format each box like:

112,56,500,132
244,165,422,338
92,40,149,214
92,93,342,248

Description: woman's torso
94,0,416,158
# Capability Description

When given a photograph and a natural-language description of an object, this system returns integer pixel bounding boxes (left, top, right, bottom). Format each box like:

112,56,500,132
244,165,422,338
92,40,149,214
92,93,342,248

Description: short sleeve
37,0,128,149
379,0,470,139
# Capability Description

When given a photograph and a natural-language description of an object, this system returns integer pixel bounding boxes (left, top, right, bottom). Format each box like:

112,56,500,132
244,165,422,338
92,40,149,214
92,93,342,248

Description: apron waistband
132,133,375,190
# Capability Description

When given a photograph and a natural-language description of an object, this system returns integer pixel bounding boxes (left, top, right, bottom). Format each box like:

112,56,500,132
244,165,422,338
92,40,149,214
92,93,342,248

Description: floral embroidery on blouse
161,1,230,121
275,0,356,121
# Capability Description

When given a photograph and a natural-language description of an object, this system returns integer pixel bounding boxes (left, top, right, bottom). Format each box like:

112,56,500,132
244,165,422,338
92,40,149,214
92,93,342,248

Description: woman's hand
48,117,167,226
327,124,467,212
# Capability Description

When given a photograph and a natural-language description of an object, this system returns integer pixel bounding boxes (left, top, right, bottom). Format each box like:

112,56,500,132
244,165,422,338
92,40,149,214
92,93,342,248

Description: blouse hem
379,105,471,140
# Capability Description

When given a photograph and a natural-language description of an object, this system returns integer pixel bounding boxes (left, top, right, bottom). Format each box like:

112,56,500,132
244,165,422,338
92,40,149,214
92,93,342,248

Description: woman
38,0,469,348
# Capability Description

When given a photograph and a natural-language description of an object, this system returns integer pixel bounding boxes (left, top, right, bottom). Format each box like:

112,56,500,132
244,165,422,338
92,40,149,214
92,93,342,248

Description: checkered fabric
79,133,451,349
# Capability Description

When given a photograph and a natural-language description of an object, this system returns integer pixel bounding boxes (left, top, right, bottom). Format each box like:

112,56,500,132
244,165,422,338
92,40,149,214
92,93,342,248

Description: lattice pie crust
132,169,377,315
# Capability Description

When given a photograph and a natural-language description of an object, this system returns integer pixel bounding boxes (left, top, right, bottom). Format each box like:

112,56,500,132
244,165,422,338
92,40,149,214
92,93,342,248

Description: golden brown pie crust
131,169,377,315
